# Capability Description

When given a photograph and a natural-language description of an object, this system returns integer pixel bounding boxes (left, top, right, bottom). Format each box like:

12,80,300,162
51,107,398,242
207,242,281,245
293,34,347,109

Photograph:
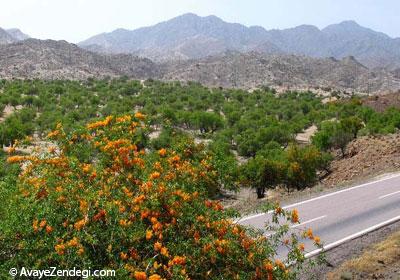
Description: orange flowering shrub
2,114,315,279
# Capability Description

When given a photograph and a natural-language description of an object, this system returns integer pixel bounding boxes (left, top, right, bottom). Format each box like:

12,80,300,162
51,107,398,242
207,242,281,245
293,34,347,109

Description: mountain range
79,13,400,69
0,39,160,80
0,28,29,44
162,52,400,93
1,14,400,94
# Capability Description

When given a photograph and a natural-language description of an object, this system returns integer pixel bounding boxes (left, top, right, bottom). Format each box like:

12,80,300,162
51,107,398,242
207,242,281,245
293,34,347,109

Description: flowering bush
1,114,318,279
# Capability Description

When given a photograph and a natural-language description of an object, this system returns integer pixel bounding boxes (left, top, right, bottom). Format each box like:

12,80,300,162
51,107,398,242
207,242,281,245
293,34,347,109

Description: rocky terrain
326,228,400,279
5,28,29,41
79,13,400,69
162,52,400,94
0,28,29,45
1,37,400,94
0,39,160,80
363,92,400,112
322,133,400,187
0,28,17,45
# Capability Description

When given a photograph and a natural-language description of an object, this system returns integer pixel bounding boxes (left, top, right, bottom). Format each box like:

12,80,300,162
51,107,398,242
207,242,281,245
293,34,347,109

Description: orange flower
45,225,53,234
203,244,212,253
160,247,169,257
264,261,273,272
134,112,146,120
93,209,106,222
193,231,200,242
7,146,16,154
74,218,87,231
291,209,299,223
47,130,60,138
55,244,66,255
77,247,85,256
169,155,180,163
149,274,161,280
298,243,305,251
39,220,47,228
171,256,186,266
134,195,146,204
7,155,26,164
305,228,313,239
87,116,113,130
32,219,39,232
134,271,147,280
79,199,88,213
146,230,153,240
154,241,162,251
275,259,285,270
116,115,132,123
120,252,129,260
153,261,160,269
67,237,79,247
283,239,289,245
82,164,91,173
314,236,321,245
152,222,162,232
158,148,167,157
140,209,150,219
119,219,130,227
149,171,161,180
48,146,56,154
275,206,282,215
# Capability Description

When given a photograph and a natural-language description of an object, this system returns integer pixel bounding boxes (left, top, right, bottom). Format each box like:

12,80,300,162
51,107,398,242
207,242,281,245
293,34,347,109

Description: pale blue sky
1,0,399,43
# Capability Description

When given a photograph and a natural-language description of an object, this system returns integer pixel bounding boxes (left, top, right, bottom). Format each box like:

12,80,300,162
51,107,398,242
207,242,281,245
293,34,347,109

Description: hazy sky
1,0,399,43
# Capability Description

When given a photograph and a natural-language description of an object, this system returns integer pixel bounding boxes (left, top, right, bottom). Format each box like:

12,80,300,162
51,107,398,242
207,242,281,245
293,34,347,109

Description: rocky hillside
0,39,161,80
322,133,400,187
5,28,30,41
79,13,279,61
0,28,17,45
162,52,400,94
0,27,29,44
1,39,399,94
79,14,400,69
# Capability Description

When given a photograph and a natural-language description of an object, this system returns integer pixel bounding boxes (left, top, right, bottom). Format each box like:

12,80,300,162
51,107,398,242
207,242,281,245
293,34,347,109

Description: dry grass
326,230,400,279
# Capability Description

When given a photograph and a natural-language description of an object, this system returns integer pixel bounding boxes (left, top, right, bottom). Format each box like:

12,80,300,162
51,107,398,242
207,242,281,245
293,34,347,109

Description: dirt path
295,124,318,143
298,221,400,280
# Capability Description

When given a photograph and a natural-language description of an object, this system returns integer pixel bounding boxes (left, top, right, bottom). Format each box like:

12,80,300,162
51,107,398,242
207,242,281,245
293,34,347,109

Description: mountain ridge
79,14,400,69
1,38,399,95
0,38,161,80
0,28,17,45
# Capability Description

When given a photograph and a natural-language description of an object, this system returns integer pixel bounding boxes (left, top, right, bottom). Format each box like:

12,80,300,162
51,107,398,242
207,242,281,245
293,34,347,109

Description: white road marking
291,215,327,229
239,173,400,223
304,215,400,259
282,174,400,210
379,190,400,199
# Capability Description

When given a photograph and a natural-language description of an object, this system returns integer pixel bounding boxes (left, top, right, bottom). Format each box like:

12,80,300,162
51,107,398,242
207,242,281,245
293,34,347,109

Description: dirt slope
322,133,400,187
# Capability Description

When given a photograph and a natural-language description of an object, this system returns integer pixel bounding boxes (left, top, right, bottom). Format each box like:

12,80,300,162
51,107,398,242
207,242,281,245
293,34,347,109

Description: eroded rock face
162,52,400,94
79,15,400,70
0,39,399,95
0,39,161,80
0,28,17,45
362,93,400,112
322,134,400,186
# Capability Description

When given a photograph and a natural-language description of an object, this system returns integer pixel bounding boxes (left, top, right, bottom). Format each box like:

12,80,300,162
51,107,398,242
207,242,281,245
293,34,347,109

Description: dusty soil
222,133,400,279
0,104,23,122
325,229,400,280
296,124,318,144
223,133,400,214
322,133,400,187
298,222,400,280
363,92,400,112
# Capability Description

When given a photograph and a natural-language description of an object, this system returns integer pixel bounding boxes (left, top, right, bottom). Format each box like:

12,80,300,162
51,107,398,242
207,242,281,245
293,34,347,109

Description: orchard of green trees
1,78,400,198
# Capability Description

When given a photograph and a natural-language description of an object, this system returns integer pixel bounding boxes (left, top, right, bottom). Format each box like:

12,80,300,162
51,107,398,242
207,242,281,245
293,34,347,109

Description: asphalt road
238,174,400,258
